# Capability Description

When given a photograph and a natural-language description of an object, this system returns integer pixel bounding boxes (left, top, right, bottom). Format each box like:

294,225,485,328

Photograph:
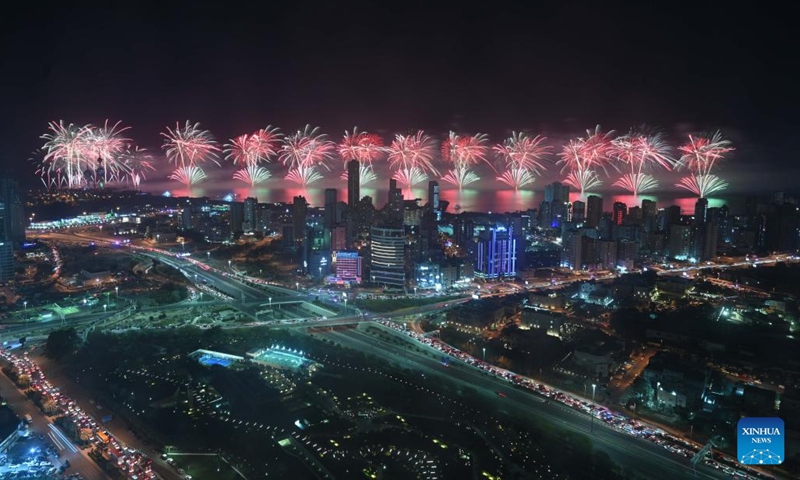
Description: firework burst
441,166,481,189
564,169,603,193
119,146,155,188
675,131,734,176
340,163,378,186
338,128,385,167
285,165,324,186
676,174,729,198
233,165,272,187
279,125,335,173
169,166,207,186
161,121,221,169
440,132,489,190
610,131,673,195
493,132,550,173
224,126,281,167
497,168,536,190
557,126,614,194
40,121,93,188
387,131,438,177
392,166,428,189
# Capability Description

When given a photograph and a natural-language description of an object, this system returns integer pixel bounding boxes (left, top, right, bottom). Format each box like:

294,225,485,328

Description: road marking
49,423,78,453
48,431,65,450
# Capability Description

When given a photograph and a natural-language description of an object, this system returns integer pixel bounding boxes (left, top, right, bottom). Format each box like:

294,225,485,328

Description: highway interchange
7,229,796,479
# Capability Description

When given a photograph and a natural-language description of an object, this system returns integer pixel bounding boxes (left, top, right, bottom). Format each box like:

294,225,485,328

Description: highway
318,327,733,480
0,362,109,480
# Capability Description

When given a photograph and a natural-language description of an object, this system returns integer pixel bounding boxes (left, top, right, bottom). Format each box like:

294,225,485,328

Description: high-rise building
642,199,656,219
243,197,257,232
229,202,244,235
427,181,440,213
292,196,308,247
572,201,586,222
333,251,362,283
694,198,708,226
475,226,518,279
370,227,406,287
668,224,693,260
764,202,799,252
324,188,338,229
560,228,582,270
0,240,12,282
612,202,627,226
0,178,25,244
544,182,570,228
347,160,360,208
586,195,603,228
386,179,404,227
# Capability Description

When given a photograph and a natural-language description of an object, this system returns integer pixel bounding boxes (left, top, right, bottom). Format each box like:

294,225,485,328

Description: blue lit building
475,226,518,279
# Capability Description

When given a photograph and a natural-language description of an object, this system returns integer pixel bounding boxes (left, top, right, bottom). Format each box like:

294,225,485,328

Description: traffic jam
0,348,156,480
375,320,771,480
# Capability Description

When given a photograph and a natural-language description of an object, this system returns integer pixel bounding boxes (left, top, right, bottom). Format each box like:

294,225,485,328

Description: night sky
1,1,797,189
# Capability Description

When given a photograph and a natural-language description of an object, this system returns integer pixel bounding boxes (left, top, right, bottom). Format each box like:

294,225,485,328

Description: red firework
676,131,734,175
387,131,438,175
441,132,490,168
338,128,385,166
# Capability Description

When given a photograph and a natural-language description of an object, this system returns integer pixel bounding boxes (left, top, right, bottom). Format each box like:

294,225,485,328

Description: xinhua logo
737,417,784,465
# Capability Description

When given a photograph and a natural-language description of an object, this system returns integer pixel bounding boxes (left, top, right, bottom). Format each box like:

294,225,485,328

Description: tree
45,327,79,360
17,374,31,387
43,398,58,415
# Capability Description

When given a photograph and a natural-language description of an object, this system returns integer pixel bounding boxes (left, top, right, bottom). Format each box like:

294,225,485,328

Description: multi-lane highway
319,327,736,480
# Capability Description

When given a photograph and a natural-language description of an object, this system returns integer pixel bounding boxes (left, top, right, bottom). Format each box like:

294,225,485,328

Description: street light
482,347,486,362
115,286,119,298
23,300,27,310
295,282,299,290
269,297,272,319
103,304,108,313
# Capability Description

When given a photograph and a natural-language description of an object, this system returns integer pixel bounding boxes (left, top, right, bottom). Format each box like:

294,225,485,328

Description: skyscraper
243,197,257,232
0,178,25,244
612,202,627,226
386,179,404,227
347,160,360,208
292,195,308,248
427,181,440,214
544,182,570,228
0,202,13,281
370,226,406,287
694,198,708,226
572,201,586,222
586,195,603,228
324,188,338,229
475,226,518,279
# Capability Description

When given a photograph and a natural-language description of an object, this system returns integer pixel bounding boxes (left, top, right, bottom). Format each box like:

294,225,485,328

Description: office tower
694,198,708,226
0,202,12,281
475,226,518,279
292,196,308,247
668,224,693,259
572,201,586,222
428,181,440,212
560,228,582,270
333,251,362,283
627,206,642,224
0,178,25,244
597,240,618,270
586,195,603,228
370,226,406,287
701,222,719,260
641,199,656,233
544,182,570,228
612,202,627,226
539,201,552,228
347,160,360,207
386,179,404,227
243,197,257,232
256,204,271,233
229,202,244,234
666,205,681,227
324,188,338,229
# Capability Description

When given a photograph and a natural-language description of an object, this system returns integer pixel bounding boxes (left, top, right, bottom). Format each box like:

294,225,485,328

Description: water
142,164,740,214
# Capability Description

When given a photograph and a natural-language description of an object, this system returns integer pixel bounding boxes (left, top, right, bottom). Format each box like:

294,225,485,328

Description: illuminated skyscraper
475,226,518,279
369,226,405,287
